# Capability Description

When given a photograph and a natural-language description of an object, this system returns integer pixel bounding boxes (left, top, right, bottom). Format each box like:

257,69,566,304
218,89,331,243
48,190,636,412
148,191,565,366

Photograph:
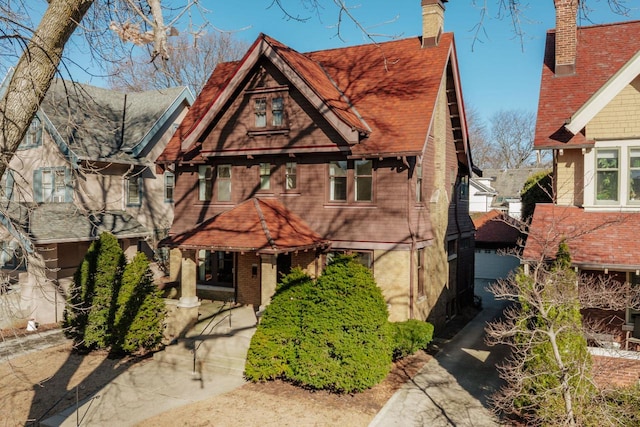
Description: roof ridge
547,18,640,34
253,198,277,250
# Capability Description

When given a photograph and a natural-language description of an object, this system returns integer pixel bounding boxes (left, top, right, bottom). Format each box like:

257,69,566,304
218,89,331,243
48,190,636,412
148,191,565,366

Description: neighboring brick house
0,74,193,324
525,1,640,353
158,0,476,331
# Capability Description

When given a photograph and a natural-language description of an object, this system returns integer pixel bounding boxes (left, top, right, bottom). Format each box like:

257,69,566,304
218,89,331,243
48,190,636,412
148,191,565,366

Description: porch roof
523,204,640,270
162,198,330,254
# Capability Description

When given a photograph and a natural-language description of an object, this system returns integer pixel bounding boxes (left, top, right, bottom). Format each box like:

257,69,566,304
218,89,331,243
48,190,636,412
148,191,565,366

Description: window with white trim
19,117,42,149
126,176,142,206
596,149,619,202
42,169,66,203
272,97,284,126
629,148,640,203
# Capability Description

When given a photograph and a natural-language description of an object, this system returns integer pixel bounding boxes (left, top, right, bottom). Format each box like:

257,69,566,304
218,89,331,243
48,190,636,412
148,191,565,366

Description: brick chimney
554,0,579,76
422,0,447,48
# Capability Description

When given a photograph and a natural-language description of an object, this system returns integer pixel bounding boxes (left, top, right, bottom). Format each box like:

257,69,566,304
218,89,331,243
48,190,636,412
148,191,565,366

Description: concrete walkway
370,281,509,427
41,304,257,427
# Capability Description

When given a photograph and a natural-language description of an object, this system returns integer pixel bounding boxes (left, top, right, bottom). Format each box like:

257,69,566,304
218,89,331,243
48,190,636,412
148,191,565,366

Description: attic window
255,98,267,127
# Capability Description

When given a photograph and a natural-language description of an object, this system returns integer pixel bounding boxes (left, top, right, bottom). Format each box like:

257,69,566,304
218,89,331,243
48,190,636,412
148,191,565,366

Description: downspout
403,156,416,319
119,94,127,149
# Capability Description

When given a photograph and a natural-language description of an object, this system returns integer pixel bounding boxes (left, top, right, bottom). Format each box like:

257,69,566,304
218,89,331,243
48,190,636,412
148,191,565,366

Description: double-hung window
42,169,66,203
629,148,640,203
354,160,373,201
259,163,271,190
198,166,212,201
285,162,297,190
217,165,231,202
164,171,174,202
329,161,347,201
596,149,619,202
19,117,43,149
254,98,267,128
126,176,142,206
272,97,284,126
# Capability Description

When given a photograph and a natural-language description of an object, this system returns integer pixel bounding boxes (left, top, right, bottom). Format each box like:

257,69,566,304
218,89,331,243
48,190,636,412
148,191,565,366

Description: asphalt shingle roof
535,20,640,149
159,32,461,162
41,80,187,162
523,204,640,268
163,197,329,254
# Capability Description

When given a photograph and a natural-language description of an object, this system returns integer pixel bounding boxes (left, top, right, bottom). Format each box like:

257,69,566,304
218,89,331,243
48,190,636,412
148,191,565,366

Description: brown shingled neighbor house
526,0,640,358
157,0,477,333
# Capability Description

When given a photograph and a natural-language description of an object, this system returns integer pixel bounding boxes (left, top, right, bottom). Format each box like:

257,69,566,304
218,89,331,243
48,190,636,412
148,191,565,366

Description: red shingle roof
523,204,640,268
158,32,461,161
535,20,640,149
163,198,329,254
472,210,521,246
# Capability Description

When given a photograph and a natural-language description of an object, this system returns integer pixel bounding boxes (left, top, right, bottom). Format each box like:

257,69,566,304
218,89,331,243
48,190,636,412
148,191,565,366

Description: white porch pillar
259,254,277,311
178,249,200,308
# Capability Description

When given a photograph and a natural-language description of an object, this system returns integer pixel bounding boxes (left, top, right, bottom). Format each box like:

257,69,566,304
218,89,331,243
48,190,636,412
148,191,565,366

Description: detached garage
472,210,521,281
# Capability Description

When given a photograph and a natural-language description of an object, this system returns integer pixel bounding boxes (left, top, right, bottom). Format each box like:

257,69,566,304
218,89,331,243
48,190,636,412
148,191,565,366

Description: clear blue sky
35,1,640,126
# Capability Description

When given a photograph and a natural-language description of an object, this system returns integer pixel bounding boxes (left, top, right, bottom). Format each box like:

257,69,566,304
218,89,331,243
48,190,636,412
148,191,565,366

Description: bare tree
486,213,640,425
467,105,493,169
108,32,249,95
489,109,536,169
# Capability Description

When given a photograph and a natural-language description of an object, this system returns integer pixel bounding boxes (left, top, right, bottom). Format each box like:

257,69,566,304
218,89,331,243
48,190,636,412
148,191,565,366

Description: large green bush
391,319,434,361
112,252,166,354
245,255,392,393
520,169,552,223
83,232,125,349
64,233,165,354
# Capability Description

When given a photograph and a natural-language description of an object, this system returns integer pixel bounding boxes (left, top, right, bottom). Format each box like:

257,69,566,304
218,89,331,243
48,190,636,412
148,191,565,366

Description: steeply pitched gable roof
40,80,193,164
163,197,329,254
523,204,640,269
535,20,640,149
158,32,471,166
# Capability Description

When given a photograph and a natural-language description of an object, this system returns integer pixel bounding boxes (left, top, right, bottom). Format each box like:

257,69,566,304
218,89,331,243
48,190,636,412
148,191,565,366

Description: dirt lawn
0,341,430,426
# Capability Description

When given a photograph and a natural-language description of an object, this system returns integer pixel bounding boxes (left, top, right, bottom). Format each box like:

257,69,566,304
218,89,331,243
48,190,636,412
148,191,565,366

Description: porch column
178,249,199,308
260,254,277,311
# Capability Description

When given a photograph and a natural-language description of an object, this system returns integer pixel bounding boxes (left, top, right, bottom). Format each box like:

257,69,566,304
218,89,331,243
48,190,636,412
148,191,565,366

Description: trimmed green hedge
245,255,393,393
391,319,434,361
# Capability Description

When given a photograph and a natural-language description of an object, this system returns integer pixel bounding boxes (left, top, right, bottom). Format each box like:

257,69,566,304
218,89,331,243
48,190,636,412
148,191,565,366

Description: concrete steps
153,303,257,376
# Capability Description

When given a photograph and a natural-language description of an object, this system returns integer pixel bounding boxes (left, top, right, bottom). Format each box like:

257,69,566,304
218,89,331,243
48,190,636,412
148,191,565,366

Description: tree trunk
0,0,94,179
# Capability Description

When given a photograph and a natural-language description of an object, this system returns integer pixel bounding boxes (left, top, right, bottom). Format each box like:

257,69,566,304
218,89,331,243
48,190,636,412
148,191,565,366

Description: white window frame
125,176,142,206
198,165,212,201
43,169,66,203
217,164,231,202
354,159,373,202
164,171,174,203
329,161,347,202
259,163,271,191
285,162,297,190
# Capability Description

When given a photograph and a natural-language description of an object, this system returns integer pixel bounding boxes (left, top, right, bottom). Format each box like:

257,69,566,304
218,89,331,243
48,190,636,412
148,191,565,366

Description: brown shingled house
525,0,640,352
158,0,476,332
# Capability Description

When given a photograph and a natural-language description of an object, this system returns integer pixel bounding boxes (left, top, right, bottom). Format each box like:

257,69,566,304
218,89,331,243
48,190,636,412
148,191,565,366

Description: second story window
596,149,619,202
42,169,66,203
354,160,373,201
329,161,347,201
198,165,212,201
255,98,267,128
630,148,640,203
217,165,231,202
259,163,271,190
126,176,142,206
164,171,174,203
285,162,297,190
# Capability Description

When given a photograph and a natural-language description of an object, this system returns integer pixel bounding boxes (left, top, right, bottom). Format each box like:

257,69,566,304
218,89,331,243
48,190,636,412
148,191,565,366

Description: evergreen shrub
391,319,434,361
245,255,392,393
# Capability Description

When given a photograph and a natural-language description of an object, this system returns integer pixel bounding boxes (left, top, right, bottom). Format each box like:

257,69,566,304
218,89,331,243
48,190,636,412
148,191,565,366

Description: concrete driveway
370,280,509,427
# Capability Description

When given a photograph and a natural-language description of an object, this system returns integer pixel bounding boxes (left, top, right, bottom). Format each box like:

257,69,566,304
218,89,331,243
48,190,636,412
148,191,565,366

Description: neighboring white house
470,168,546,220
